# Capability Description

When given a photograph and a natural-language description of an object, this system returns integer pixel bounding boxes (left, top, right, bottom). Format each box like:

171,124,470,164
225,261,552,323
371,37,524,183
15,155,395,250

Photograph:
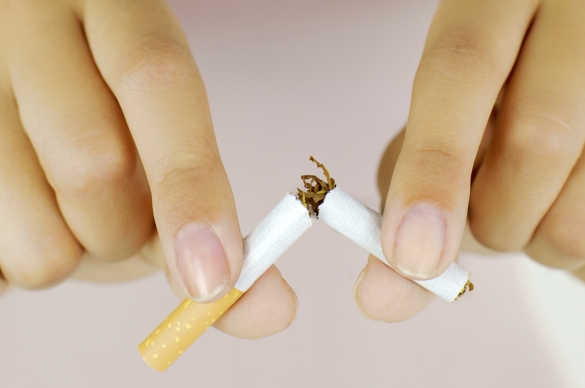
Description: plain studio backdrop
1,1,585,387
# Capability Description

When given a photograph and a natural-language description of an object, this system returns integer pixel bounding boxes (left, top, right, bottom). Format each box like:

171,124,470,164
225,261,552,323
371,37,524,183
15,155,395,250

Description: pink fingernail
394,203,446,278
174,223,230,302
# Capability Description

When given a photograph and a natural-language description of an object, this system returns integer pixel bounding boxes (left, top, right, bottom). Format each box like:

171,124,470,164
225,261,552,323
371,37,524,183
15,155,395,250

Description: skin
357,0,585,322
0,0,296,338
1,0,584,335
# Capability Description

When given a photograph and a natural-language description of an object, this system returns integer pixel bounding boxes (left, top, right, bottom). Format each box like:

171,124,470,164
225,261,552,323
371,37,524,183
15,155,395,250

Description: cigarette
298,156,472,302
139,194,314,371
318,187,472,302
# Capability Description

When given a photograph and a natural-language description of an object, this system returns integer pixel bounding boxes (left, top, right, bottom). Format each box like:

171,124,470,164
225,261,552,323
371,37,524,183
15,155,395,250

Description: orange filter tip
139,288,244,372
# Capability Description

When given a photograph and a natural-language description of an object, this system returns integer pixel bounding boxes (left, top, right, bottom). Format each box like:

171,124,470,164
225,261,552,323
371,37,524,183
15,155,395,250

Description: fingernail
174,223,230,302
394,203,446,278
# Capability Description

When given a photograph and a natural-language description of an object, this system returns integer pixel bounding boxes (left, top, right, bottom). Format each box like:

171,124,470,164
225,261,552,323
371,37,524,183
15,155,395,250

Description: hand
0,0,297,338
355,0,585,321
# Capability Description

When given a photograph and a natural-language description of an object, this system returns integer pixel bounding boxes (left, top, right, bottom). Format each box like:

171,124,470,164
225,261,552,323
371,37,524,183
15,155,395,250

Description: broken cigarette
298,156,472,302
139,194,314,371
139,157,473,372
319,188,472,302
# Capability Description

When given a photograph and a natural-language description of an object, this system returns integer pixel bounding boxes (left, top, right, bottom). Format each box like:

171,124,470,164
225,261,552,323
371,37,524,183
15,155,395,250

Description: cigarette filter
318,187,471,302
140,194,314,371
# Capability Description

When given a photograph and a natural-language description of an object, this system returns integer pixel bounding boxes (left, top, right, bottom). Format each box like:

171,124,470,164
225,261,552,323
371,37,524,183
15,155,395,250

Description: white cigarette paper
235,193,315,291
319,188,470,302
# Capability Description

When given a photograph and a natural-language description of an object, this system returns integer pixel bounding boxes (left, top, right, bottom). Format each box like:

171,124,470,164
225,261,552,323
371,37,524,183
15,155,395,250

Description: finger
377,128,405,211
0,93,82,288
381,0,537,279
82,0,243,302
354,256,435,322
8,3,153,261
157,265,297,339
74,230,166,283
0,269,9,296
378,127,497,256
377,110,497,211
525,152,585,270
470,1,585,251
572,266,585,283
72,252,159,283
214,266,298,339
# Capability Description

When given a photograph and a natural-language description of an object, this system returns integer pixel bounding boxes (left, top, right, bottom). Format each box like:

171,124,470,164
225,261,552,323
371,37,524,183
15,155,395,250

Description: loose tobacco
455,280,475,300
297,156,336,216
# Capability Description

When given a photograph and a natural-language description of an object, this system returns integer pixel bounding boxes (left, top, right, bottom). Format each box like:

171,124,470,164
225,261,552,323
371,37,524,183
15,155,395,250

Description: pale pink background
1,1,584,387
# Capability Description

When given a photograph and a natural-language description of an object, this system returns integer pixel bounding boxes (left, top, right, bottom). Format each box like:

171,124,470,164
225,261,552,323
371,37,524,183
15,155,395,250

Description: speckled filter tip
139,194,314,371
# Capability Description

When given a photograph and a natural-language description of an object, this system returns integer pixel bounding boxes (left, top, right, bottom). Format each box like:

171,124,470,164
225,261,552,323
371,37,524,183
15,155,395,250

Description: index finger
381,0,537,279
80,0,243,302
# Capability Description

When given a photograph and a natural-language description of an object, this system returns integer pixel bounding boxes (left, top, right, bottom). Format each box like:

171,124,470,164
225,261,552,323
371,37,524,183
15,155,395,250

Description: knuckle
152,146,220,188
10,238,81,288
411,146,466,168
50,133,137,198
117,36,197,92
151,152,223,219
408,145,469,184
399,141,471,209
545,220,585,258
506,111,580,164
468,220,521,252
422,28,497,81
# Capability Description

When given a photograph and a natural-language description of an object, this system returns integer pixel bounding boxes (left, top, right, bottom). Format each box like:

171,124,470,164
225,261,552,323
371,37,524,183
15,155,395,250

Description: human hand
355,0,585,321
0,0,297,338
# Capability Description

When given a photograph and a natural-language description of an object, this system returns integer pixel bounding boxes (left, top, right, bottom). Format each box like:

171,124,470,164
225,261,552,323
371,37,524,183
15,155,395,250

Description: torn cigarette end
297,156,336,216
139,288,244,372
302,158,474,303
455,280,475,300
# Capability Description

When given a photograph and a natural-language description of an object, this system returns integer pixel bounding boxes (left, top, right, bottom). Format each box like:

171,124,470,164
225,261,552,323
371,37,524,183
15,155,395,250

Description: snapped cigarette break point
139,194,314,372
455,280,475,300
139,157,474,372
297,156,336,216
299,157,473,303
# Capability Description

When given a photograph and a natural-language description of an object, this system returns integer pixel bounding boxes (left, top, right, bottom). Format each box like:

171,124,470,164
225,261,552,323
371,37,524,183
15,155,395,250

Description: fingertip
381,199,462,281
392,202,449,279
214,266,298,339
3,234,83,289
354,256,435,323
171,215,243,303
